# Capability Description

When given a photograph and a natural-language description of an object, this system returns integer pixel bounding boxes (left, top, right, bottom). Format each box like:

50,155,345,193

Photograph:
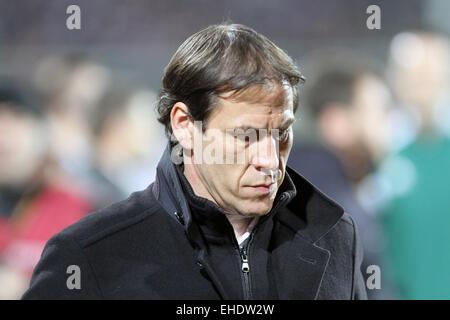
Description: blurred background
0,0,449,299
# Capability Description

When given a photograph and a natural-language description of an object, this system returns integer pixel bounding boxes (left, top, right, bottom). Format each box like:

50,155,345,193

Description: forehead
210,83,294,128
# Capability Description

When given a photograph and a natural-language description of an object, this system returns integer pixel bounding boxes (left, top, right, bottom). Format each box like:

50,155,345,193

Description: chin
238,199,274,216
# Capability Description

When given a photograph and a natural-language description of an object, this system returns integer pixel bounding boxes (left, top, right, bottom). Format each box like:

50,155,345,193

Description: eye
233,129,258,143
236,134,251,143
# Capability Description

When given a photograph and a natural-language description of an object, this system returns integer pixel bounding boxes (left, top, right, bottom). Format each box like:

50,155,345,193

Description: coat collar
151,143,192,227
277,166,345,244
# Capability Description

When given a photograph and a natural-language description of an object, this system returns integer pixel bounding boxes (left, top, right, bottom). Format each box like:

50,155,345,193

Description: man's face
189,83,295,217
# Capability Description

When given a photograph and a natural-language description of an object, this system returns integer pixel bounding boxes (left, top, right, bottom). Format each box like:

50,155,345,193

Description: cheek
203,163,243,192
279,136,293,165
219,164,251,200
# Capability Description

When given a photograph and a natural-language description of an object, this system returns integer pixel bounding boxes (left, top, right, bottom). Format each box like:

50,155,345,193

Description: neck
183,158,253,239
225,213,253,240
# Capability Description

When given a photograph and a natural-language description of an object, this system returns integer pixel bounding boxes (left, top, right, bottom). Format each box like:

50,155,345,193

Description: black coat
22,143,367,300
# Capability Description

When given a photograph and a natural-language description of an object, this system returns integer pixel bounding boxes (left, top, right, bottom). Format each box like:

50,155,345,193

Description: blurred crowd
289,30,450,299
0,54,165,298
0,30,449,299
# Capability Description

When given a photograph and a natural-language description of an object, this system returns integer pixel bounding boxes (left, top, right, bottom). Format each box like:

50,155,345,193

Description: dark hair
305,52,383,117
307,69,359,117
156,23,305,140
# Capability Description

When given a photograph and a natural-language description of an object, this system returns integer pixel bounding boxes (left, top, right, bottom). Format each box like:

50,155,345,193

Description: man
23,24,367,300
33,54,117,211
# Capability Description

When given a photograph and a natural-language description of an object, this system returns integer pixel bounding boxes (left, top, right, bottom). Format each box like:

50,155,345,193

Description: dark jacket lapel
271,166,345,299
271,231,331,299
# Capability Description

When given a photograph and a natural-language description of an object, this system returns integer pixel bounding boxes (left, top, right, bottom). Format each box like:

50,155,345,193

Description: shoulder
22,184,171,299
318,212,358,245
57,184,165,249
335,211,357,232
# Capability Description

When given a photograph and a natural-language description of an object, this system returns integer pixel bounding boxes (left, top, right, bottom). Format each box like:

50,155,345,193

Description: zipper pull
241,250,250,273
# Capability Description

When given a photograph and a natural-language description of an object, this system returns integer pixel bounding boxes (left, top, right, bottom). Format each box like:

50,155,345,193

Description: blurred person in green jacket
379,30,450,299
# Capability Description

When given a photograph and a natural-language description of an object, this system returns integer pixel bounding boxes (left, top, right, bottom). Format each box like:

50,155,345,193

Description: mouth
247,183,276,195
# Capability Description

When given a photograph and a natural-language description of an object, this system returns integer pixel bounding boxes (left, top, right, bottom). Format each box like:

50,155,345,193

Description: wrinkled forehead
219,81,294,109
213,82,295,129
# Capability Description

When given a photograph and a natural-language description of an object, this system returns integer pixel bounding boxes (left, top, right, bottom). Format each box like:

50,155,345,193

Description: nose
250,131,280,174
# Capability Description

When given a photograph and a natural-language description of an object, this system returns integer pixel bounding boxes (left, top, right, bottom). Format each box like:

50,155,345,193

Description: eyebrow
279,117,296,130
232,117,296,132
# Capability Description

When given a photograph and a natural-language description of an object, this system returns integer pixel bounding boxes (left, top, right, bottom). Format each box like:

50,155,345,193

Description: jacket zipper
240,245,251,300
236,193,289,300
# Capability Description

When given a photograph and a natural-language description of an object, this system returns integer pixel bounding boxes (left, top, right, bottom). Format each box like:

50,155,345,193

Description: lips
247,183,276,195
251,183,274,188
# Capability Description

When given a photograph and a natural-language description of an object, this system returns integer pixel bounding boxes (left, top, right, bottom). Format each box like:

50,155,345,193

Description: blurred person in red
288,54,396,299
32,53,119,210
0,82,90,299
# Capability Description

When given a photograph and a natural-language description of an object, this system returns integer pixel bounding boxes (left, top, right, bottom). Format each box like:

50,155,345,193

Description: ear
170,102,195,150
